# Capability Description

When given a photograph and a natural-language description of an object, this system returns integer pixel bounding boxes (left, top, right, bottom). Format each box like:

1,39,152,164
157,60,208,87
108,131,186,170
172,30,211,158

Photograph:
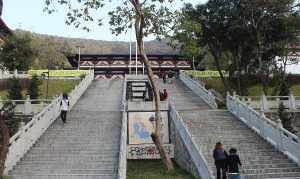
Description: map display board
128,112,169,145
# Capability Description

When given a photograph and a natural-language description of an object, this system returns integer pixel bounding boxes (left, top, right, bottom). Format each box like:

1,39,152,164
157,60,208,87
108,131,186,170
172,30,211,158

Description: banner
127,144,174,159
185,70,229,78
28,70,89,77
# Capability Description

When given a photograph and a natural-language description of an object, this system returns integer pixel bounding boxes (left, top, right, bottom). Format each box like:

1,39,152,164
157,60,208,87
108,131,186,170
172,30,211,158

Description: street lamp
42,71,49,100
76,45,84,70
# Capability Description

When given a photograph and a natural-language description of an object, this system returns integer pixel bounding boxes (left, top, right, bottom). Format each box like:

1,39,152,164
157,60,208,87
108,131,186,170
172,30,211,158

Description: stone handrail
4,70,94,174
227,94,300,166
179,71,218,109
169,104,214,179
238,95,300,111
117,77,127,179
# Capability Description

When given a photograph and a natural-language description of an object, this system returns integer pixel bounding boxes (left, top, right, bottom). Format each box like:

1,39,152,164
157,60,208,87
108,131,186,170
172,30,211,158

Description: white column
24,95,32,115
260,93,269,113
289,93,297,111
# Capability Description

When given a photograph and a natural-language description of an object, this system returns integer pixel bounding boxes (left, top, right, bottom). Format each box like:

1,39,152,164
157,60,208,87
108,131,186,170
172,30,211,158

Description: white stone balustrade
179,71,218,109
238,94,300,112
227,93,300,166
117,77,127,179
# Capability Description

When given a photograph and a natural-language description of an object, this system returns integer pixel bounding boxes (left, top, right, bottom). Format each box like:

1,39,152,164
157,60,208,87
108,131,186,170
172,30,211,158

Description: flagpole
143,41,145,75
136,40,138,75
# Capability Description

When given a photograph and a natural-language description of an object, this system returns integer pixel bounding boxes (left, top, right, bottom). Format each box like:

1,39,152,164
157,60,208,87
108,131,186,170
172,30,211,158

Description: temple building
67,54,192,79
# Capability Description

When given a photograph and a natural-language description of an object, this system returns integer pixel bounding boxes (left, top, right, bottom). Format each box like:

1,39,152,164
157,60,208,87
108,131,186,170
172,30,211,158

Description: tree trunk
209,45,231,93
131,1,174,171
0,115,9,178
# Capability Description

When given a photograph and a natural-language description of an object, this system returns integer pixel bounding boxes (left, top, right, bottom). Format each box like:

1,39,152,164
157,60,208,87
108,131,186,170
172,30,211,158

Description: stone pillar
24,95,32,115
289,93,297,111
14,69,18,77
260,93,269,113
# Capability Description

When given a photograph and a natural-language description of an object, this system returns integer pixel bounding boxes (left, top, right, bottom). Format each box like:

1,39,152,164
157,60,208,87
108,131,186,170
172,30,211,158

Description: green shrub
27,74,42,99
8,78,23,100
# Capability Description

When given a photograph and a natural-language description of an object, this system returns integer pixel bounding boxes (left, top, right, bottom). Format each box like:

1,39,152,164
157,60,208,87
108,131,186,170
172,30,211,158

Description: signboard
127,144,174,159
28,70,89,77
185,70,229,78
128,112,169,145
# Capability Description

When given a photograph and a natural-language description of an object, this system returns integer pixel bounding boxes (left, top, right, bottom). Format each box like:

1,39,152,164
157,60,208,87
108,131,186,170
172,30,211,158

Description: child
227,148,242,179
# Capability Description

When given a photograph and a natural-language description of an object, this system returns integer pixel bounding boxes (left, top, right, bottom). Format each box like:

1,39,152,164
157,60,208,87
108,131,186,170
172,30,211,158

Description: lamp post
76,45,84,70
42,70,49,100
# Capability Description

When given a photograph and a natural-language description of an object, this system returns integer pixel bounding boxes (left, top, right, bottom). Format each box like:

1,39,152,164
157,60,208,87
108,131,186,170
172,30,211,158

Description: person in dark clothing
162,71,167,84
227,148,242,179
213,142,228,179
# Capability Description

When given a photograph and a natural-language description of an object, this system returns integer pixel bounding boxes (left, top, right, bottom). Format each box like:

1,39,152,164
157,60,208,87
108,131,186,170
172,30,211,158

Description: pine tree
27,74,41,100
278,102,294,132
8,77,23,100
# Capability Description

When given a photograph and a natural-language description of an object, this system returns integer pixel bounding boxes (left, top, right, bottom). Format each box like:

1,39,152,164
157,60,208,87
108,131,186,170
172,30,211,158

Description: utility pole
135,40,138,75
76,45,84,70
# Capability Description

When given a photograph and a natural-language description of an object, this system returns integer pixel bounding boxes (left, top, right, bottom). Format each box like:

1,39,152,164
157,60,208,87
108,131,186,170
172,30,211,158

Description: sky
2,0,208,42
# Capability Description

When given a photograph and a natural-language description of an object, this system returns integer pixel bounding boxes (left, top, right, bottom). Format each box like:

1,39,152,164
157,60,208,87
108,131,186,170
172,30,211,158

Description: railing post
24,95,32,115
260,93,269,113
289,93,297,111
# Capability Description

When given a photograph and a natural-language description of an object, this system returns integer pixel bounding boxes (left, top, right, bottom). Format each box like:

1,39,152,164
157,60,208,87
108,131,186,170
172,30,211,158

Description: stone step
8,174,117,179
243,172,300,179
11,169,117,175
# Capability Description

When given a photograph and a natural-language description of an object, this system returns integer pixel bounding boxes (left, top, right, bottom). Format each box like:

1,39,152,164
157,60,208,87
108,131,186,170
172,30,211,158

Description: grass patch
127,160,195,179
38,80,80,99
291,84,300,96
247,85,275,96
0,79,80,99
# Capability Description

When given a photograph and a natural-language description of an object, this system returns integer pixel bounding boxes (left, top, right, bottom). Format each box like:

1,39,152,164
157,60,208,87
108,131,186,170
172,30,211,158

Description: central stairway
8,79,123,179
159,79,300,179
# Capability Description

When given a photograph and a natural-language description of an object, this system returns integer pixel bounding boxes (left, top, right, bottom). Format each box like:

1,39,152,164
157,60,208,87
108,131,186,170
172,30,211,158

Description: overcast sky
2,0,208,41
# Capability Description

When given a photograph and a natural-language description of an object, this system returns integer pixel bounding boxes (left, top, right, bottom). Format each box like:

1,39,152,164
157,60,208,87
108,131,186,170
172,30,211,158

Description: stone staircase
8,79,123,179
159,79,300,179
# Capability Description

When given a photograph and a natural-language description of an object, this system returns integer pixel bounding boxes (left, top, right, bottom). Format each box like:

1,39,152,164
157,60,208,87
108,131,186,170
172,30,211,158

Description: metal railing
169,104,214,179
179,71,218,109
117,77,127,179
227,94,300,166
4,70,94,174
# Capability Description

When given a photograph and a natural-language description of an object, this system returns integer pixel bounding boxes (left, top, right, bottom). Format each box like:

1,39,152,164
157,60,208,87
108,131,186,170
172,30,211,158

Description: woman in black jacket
213,142,228,179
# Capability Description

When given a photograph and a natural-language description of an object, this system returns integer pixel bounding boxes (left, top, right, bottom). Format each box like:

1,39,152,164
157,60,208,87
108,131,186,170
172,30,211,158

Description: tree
0,114,9,179
0,101,16,179
174,0,300,95
0,34,36,71
8,78,23,100
44,0,175,170
278,102,295,133
27,74,42,100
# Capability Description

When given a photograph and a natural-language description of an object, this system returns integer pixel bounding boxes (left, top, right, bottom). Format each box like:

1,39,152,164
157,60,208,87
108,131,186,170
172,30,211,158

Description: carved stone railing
227,93,300,166
117,77,127,179
239,94,300,112
169,104,214,179
179,71,218,109
4,70,94,174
